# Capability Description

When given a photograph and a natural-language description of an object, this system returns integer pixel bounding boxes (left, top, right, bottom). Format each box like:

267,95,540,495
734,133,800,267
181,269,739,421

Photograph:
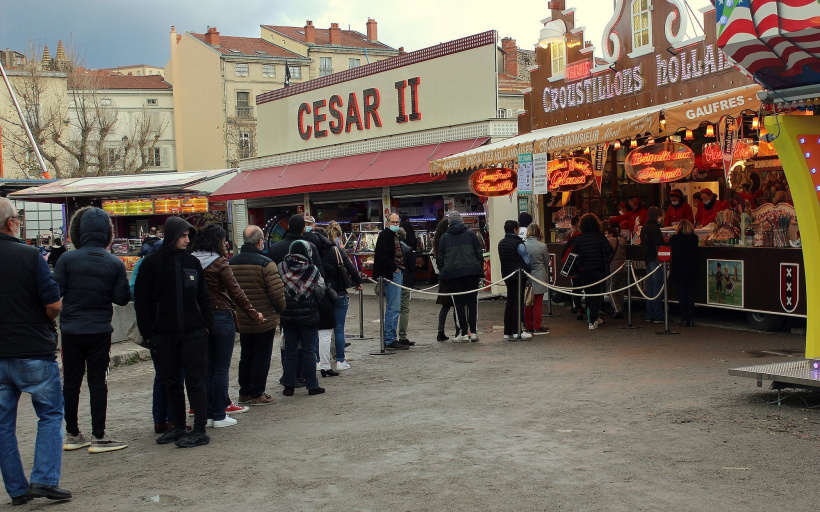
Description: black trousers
238,329,276,399
676,280,695,322
62,332,111,438
504,276,525,335
153,329,208,433
452,276,480,335
580,271,606,324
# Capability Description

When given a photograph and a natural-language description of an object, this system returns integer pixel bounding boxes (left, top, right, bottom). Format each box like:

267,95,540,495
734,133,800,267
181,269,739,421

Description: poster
532,152,548,195
517,153,532,194
707,259,744,308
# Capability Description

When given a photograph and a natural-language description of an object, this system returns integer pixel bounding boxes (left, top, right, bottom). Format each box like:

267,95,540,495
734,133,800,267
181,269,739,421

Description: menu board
102,200,128,216
126,198,154,215
209,200,227,211
155,197,182,214
181,196,208,214
102,200,116,215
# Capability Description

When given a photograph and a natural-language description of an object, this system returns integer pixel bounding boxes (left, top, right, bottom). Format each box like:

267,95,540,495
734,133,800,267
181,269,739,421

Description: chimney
204,27,220,47
329,23,342,45
305,21,315,44
501,37,518,77
398,47,405,55
366,18,378,41
547,0,565,10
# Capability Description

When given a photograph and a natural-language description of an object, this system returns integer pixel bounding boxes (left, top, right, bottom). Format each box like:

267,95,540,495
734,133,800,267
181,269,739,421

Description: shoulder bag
334,246,353,289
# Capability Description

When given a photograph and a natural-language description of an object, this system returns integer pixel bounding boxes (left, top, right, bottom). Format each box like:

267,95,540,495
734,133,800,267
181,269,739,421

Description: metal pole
657,261,678,336
346,286,373,340
0,60,48,179
542,267,560,317
620,260,641,330
516,269,523,339
370,276,394,355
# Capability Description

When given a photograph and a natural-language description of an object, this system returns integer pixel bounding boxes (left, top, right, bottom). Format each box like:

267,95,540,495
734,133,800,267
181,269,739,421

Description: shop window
148,147,161,167
239,131,253,159
631,0,652,51
290,66,301,79
320,57,333,77
262,64,275,77
349,58,360,69
235,63,249,77
551,40,565,75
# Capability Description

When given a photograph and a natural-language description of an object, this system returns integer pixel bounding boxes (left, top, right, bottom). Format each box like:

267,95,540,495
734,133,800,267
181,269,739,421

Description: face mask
389,225,400,233
305,226,313,232
671,199,679,205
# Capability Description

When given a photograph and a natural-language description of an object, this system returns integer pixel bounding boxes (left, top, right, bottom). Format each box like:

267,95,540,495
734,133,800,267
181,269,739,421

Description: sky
0,0,714,69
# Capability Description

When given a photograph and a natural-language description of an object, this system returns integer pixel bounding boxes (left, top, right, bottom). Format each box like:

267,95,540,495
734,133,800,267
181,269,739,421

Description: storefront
210,31,525,281
431,1,808,327
10,169,237,269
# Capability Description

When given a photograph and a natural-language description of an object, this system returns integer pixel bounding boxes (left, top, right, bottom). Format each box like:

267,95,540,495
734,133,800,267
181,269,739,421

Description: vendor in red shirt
737,183,759,210
664,189,694,226
608,202,633,232
608,197,647,235
694,188,727,227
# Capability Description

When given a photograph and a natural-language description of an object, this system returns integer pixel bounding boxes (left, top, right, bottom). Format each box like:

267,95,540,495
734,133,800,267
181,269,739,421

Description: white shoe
503,334,511,340
589,322,598,330
336,361,351,371
518,332,533,340
213,415,237,428
206,419,214,428
470,333,479,342
454,334,470,342
594,318,603,326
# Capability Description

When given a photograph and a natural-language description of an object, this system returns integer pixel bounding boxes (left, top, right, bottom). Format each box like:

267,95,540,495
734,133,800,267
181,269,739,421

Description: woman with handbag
191,224,264,428
572,214,613,330
323,222,363,370
523,223,550,334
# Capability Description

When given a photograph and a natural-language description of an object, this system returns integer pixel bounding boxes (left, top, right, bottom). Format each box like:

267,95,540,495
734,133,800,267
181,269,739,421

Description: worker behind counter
694,188,727,228
663,189,694,227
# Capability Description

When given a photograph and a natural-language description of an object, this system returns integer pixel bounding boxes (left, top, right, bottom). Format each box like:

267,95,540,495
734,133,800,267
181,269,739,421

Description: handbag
524,284,534,306
560,252,581,277
334,247,353,289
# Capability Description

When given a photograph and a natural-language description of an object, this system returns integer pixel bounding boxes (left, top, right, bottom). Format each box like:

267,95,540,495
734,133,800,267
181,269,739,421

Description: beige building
165,20,400,173
100,64,166,77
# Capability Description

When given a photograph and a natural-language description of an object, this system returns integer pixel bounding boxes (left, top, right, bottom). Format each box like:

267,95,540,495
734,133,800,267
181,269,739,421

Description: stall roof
9,169,238,202
430,85,761,175
209,139,489,202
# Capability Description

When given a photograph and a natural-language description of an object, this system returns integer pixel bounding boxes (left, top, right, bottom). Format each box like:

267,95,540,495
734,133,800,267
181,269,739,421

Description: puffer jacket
437,221,484,280
193,251,260,322
230,243,286,333
573,231,613,276
53,207,130,335
279,255,326,328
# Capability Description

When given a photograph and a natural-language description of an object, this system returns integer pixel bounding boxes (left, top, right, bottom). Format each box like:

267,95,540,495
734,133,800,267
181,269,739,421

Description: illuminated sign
155,197,182,214
542,65,644,113
703,139,755,167
126,198,155,215
565,59,592,82
468,167,518,197
102,200,127,216
625,142,695,184
547,157,594,192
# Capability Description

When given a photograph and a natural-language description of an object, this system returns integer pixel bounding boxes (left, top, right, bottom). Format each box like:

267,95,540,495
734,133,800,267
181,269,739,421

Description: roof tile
261,25,396,51
191,33,307,59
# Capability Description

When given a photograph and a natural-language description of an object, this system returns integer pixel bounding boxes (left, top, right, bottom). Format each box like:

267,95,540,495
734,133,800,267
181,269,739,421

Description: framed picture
706,259,744,308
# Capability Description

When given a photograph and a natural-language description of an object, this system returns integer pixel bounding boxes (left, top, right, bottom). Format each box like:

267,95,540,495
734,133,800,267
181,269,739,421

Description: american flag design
716,0,820,78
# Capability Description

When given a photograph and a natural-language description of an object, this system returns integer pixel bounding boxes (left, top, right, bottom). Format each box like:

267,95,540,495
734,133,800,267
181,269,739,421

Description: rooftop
191,33,307,59
94,74,172,90
498,73,530,94
261,24,396,51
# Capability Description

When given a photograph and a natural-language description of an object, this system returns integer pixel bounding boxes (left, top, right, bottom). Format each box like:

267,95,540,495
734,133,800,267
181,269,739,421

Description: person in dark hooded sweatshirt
53,207,131,454
134,216,213,448
437,211,484,341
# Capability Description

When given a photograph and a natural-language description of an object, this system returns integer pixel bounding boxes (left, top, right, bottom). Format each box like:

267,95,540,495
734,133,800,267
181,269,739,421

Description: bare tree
121,109,168,173
224,118,256,168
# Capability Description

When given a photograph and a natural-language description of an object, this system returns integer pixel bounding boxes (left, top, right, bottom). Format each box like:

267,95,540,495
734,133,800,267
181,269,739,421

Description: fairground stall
431,0,807,329
10,169,237,269
209,31,533,282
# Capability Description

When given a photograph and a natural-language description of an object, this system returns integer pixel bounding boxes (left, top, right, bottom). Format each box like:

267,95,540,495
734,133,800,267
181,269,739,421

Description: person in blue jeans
192,225,264,428
324,222,363,368
372,213,408,349
0,197,71,504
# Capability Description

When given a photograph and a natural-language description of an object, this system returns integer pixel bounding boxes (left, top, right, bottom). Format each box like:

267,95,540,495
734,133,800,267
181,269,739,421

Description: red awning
209,138,489,201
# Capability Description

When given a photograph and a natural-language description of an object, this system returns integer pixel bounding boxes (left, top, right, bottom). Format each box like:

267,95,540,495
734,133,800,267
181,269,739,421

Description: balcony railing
235,106,254,119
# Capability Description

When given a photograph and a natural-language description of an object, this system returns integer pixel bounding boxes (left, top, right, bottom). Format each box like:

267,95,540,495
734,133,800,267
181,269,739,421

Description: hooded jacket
192,250,259,322
437,221,484,280
53,207,131,335
134,216,213,340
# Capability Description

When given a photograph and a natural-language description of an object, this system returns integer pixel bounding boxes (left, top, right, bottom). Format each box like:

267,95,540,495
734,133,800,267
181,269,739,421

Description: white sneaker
595,318,604,326
206,419,214,428
589,322,598,330
336,361,351,371
213,415,237,428
454,334,470,342
518,332,533,340
470,333,479,342
503,334,511,340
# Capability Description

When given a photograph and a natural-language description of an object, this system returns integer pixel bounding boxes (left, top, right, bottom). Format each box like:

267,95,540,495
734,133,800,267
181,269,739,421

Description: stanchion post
346,286,373,340
542,270,560,318
620,260,642,330
656,261,679,336
516,269,523,339
370,276,395,355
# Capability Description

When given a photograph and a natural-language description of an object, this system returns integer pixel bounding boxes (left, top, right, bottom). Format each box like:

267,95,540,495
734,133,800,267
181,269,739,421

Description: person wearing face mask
323,222,362,369
373,213,407,350
664,189,694,227
694,188,727,228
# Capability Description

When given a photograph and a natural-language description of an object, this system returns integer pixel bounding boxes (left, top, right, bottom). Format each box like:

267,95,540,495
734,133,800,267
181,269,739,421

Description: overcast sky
0,0,713,69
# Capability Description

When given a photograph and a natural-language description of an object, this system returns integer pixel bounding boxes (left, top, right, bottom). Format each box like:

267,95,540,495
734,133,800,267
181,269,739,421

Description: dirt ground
9,295,819,511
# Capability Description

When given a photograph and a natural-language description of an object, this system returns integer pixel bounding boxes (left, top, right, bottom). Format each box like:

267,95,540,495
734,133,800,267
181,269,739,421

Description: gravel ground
9,295,819,511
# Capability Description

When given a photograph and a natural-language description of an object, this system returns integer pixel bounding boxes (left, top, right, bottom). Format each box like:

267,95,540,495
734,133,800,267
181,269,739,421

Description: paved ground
9,295,819,511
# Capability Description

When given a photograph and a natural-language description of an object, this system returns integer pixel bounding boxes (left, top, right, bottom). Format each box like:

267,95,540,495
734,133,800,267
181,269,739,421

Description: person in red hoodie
663,189,694,227
694,188,727,227
608,202,633,233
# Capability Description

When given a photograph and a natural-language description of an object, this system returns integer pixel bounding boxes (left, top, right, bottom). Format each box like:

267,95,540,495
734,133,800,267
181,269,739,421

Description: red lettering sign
547,157,594,192
565,59,592,83
469,167,518,197
624,142,695,184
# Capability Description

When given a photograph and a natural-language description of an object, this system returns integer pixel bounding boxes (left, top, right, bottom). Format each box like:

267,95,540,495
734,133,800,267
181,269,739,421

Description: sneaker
436,331,449,341
213,416,238,428
336,361,351,371
454,334,470,342
399,338,416,346
175,431,210,448
594,318,604,326
503,334,512,340
518,331,533,340
225,403,249,414
237,395,252,405
653,319,664,324
156,428,187,445
88,434,127,453
385,342,409,350
533,327,550,334
63,432,91,451
206,419,214,428
470,333,479,342
589,322,598,330
249,393,276,406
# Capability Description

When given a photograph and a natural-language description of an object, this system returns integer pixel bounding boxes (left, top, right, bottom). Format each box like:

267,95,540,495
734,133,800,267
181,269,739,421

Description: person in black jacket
573,214,613,329
278,240,326,395
397,228,417,344
324,222,363,368
497,220,532,340
138,227,161,257
46,238,66,267
268,215,324,276
640,206,665,323
437,212,484,341
372,213,406,349
134,216,213,448
54,207,131,453
669,219,698,327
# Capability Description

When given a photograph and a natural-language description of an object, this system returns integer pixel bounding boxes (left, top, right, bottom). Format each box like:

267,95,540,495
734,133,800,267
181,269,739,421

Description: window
146,98,158,106
497,108,509,118
262,64,275,77
320,57,333,77
148,147,161,167
239,131,253,159
104,148,118,167
349,58,360,69
235,63,249,77
290,66,301,79
235,92,252,118
551,40,566,74
101,98,112,106
632,0,651,50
